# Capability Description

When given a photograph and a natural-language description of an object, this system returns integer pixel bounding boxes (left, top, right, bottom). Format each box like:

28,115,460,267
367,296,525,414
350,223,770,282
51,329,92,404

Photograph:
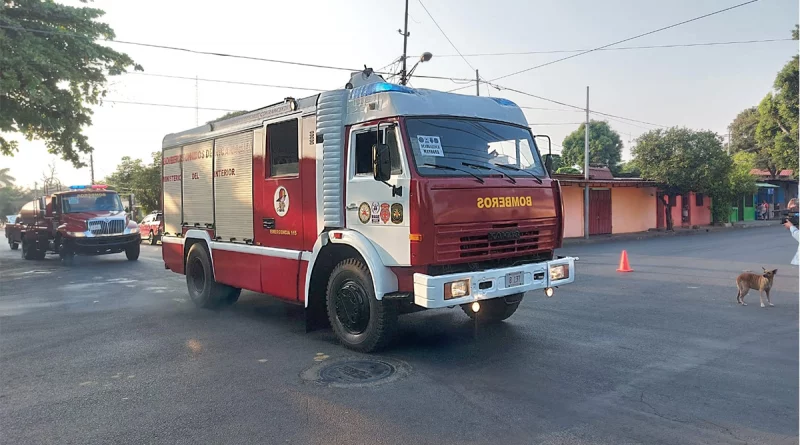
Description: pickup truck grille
88,219,125,235
435,218,557,263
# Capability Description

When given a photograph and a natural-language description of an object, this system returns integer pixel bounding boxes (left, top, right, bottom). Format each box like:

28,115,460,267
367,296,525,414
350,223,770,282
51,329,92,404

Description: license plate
505,271,523,288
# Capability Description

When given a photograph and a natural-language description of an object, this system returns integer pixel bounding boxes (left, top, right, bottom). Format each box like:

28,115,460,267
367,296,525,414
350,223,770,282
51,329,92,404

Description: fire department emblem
371,202,380,224
274,186,289,217
380,203,390,224
358,202,370,224
391,203,403,224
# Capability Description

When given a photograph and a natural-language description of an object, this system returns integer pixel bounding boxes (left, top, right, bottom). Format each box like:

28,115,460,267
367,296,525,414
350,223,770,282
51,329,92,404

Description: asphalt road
1,227,797,445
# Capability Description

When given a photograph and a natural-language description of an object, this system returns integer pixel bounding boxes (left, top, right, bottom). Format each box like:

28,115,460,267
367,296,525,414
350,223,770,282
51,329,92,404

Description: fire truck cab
11,185,141,264
162,71,576,352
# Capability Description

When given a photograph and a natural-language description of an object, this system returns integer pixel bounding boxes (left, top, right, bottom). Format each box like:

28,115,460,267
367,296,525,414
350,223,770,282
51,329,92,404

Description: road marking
258,359,268,363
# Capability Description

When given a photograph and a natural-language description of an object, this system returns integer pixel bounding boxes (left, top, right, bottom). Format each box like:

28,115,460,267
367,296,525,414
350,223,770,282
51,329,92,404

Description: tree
707,151,757,223
727,107,760,154
616,161,641,178
207,110,248,124
104,152,161,214
0,0,142,167
755,54,799,177
0,168,14,187
632,128,731,230
561,121,623,174
555,166,580,174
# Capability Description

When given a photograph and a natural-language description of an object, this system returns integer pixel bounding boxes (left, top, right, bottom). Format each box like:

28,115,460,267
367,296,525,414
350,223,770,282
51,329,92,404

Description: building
555,167,712,238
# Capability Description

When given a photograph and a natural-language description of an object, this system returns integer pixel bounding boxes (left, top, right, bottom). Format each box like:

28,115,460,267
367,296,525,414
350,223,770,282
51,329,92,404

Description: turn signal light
409,234,423,242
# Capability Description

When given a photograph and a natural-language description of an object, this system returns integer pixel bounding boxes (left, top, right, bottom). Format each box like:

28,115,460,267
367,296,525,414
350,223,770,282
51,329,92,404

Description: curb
562,222,780,247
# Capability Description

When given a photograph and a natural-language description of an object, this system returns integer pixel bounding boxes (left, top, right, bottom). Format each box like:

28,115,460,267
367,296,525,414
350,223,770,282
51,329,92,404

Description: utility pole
399,0,410,85
584,86,590,240
195,75,199,126
90,153,95,185
476,69,480,96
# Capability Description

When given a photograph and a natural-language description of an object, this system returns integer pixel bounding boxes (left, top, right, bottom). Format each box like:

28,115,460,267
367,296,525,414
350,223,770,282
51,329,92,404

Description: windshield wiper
461,162,516,184
493,163,543,184
422,163,485,184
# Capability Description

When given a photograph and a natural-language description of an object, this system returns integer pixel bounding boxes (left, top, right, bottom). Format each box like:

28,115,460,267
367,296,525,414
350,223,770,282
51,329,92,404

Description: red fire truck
7,185,141,264
162,71,576,351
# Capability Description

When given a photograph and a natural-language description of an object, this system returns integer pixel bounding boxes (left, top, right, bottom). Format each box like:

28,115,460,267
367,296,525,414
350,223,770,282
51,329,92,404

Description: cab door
344,122,411,266
256,116,304,300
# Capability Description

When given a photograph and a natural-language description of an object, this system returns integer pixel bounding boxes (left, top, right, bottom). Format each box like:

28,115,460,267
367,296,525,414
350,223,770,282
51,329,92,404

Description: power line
104,100,239,112
127,72,327,92
528,122,586,126
0,23,476,83
436,37,792,58
417,0,476,73
449,0,761,92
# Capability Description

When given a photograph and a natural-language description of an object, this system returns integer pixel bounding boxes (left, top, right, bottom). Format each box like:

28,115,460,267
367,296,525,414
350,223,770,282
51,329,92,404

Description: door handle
346,203,357,211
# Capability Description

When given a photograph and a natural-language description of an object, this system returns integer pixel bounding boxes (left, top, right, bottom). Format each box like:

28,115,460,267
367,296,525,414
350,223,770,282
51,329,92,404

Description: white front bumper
412,257,576,309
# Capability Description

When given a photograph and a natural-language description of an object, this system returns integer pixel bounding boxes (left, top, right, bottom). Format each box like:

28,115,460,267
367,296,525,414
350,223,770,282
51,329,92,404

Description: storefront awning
755,182,780,188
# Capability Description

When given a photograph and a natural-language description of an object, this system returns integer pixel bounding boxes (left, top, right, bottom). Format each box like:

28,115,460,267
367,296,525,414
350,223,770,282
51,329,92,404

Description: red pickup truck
138,211,163,245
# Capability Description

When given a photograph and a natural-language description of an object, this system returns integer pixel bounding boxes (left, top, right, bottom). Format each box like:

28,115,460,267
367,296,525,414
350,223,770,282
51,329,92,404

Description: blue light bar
490,97,518,107
69,185,88,189
349,82,415,100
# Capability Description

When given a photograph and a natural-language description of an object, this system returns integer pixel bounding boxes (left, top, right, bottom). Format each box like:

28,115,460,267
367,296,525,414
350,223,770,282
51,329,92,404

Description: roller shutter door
162,146,183,235
214,131,254,242
182,141,214,227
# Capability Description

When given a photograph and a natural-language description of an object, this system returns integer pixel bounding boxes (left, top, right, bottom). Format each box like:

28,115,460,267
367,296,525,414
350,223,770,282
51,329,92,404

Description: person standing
784,220,799,266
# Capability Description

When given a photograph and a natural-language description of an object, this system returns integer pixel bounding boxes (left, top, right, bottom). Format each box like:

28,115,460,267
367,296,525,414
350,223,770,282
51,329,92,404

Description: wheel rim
188,257,206,295
149,233,153,242
334,280,370,335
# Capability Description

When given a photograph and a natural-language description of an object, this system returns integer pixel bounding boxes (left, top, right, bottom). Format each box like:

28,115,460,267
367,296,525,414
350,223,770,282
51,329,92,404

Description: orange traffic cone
617,250,633,272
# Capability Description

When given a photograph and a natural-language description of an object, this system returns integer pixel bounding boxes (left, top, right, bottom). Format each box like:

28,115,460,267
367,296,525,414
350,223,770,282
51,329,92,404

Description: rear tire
326,258,397,352
185,243,238,309
21,239,41,260
9,240,19,250
125,242,140,261
148,232,156,246
461,293,523,323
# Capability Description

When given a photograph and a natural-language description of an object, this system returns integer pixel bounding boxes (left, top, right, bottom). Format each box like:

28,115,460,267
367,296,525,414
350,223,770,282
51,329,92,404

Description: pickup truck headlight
66,231,86,238
549,264,569,281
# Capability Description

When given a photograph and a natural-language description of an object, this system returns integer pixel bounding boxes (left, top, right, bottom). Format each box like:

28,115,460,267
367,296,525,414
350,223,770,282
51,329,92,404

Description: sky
2,0,798,188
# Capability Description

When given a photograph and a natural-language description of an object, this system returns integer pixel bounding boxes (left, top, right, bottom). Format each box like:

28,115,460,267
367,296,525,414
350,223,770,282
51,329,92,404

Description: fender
304,229,399,307
173,229,210,260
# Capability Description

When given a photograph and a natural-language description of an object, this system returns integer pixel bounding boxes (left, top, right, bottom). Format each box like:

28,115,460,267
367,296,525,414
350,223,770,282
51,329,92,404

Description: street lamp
405,52,433,83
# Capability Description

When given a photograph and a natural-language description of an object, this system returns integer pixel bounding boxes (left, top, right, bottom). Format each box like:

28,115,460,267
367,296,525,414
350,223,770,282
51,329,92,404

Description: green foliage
0,0,142,167
104,152,161,213
207,110,248,124
727,107,759,153
561,120,623,174
709,151,757,223
754,55,799,176
555,166,580,174
0,167,15,187
633,128,731,228
616,161,641,178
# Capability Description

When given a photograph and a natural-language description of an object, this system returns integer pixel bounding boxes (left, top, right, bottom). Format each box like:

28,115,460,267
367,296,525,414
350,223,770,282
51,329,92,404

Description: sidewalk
563,219,781,246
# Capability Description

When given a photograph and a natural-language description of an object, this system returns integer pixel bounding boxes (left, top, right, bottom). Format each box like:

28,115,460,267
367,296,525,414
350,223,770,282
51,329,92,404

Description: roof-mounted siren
345,66,386,90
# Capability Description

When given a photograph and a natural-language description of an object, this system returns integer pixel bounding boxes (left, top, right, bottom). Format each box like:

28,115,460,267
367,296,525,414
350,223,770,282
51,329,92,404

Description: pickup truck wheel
9,240,19,250
326,258,397,352
125,242,140,261
185,243,234,309
461,294,523,323
148,232,156,245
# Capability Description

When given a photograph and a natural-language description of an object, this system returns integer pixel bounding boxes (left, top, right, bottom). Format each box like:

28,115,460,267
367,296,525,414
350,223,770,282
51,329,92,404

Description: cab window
267,119,299,177
354,126,403,176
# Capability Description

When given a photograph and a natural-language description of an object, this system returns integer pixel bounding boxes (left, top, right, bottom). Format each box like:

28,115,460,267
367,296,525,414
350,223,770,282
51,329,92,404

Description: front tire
21,239,42,260
185,243,239,309
59,242,74,266
326,258,397,352
148,231,156,246
125,242,140,261
9,240,19,250
461,293,524,323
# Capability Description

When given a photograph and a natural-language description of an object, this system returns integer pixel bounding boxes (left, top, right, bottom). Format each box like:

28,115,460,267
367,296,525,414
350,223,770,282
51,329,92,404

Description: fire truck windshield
406,117,546,178
62,192,124,213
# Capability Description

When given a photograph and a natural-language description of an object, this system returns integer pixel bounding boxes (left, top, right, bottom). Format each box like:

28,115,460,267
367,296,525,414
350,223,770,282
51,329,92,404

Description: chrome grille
88,218,125,235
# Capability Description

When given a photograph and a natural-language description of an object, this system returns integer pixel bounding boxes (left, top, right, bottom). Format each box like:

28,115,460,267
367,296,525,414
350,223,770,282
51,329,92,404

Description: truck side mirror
373,143,392,182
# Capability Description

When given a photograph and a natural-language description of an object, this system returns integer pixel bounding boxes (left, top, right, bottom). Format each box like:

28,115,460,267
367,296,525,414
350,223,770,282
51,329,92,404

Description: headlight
549,264,569,281
444,279,470,299
66,231,86,238
129,227,139,234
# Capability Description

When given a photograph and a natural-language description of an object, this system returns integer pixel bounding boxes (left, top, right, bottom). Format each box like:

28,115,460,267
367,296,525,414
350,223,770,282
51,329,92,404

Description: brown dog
736,268,777,308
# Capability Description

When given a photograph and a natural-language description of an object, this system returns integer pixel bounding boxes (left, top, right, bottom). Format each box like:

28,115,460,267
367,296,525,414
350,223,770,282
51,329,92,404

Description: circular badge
358,202,371,224
274,186,289,217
